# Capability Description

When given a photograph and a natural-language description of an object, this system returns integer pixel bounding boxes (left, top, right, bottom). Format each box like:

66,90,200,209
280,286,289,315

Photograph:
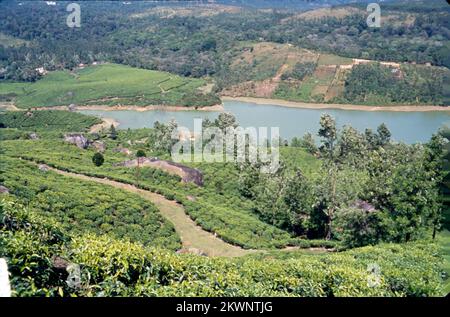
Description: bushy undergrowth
0,110,101,132
0,199,444,297
1,139,306,249
0,157,181,250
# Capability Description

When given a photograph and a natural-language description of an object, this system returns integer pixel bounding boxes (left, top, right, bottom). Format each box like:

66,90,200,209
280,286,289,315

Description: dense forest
0,0,449,79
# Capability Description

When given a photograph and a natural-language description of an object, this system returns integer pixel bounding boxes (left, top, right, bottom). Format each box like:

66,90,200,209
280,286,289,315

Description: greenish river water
80,101,450,144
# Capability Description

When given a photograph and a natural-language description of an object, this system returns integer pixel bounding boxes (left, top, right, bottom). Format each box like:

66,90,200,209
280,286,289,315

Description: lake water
80,101,450,144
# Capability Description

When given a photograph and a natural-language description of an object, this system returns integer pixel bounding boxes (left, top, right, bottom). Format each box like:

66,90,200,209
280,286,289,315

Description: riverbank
89,117,120,133
221,96,450,112
31,104,225,112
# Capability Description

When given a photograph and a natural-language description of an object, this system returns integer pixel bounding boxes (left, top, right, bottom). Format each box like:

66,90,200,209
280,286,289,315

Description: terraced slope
0,63,220,109
47,166,252,257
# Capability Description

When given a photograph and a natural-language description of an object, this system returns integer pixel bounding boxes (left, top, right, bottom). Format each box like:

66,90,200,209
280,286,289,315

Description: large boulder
64,133,90,149
28,132,39,140
113,157,203,186
38,164,50,172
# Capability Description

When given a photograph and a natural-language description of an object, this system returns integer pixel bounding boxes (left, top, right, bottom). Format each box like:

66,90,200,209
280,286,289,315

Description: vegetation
0,1,448,107
0,157,181,250
342,63,446,105
0,199,444,297
0,110,100,132
92,152,104,167
0,64,220,108
0,0,449,298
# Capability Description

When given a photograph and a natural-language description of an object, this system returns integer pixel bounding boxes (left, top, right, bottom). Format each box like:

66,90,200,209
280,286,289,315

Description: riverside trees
248,114,444,247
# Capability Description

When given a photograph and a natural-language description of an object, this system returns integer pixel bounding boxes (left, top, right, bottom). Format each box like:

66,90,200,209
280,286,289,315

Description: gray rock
64,133,90,149
38,164,49,172
28,132,39,140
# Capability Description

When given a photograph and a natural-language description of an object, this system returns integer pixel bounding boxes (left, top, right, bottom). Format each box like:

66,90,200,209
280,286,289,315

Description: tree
92,152,104,167
109,124,117,140
135,149,147,187
283,169,314,235
215,112,238,132
290,137,302,147
136,149,146,158
364,128,378,151
376,123,391,146
318,114,337,160
424,133,447,239
363,144,442,242
300,132,317,154
150,120,178,155
335,207,382,248
336,126,367,166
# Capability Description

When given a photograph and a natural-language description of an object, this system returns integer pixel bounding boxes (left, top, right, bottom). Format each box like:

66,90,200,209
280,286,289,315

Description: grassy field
0,63,220,108
439,230,450,295
0,127,333,250
1,157,181,250
0,110,101,132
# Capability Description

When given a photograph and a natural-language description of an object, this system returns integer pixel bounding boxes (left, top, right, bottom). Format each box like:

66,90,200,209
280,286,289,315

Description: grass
439,229,450,295
50,167,251,257
1,157,181,250
0,63,220,108
318,53,353,66
0,110,101,132
0,133,329,250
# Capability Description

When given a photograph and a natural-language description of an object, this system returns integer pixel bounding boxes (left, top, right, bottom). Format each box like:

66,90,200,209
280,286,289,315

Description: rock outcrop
38,164,50,172
114,157,204,186
64,134,90,149
28,132,39,140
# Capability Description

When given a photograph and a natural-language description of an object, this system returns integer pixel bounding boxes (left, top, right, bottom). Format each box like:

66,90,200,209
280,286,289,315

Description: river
79,100,450,144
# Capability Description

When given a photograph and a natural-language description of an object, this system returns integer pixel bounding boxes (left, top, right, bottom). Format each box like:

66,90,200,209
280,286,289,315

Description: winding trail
45,166,253,257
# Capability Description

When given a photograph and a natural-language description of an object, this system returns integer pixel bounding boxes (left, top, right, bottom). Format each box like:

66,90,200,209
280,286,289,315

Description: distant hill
219,42,450,106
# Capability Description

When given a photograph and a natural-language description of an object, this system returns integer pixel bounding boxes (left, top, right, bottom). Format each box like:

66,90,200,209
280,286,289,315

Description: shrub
92,152,104,167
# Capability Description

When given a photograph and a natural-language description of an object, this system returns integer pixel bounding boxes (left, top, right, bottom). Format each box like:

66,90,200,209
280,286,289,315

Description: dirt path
46,166,252,257
0,103,20,111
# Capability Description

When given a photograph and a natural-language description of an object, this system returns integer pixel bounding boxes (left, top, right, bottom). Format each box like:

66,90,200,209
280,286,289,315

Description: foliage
92,152,104,167
0,157,181,250
1,202,444,297
0,110,100,132
0,64,220,108
343,63,446,105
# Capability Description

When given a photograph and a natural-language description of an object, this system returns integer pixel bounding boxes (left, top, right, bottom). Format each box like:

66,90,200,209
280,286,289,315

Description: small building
35,67,47,75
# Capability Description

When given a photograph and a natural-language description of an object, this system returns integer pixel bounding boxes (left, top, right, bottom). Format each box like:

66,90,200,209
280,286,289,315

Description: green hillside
0,64,220,109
